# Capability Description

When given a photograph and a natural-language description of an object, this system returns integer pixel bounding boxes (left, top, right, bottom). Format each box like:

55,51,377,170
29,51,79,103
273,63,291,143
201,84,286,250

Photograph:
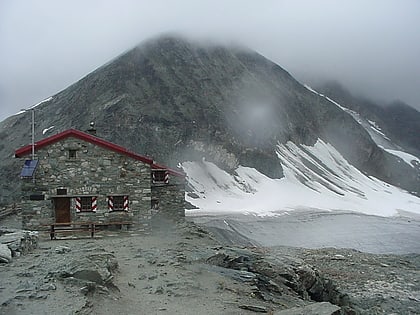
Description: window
75,196,97,212
152,170,169,184
69,150,77,159
108,195,129,211
81,197,92,211
57,188,67,195
151,199,159,210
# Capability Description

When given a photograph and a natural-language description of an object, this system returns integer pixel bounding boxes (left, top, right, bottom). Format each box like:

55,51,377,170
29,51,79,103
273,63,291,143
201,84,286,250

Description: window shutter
124,195,129,211
91,196,97,212
164,171,169,184
108,196,114,211
75,197,81,212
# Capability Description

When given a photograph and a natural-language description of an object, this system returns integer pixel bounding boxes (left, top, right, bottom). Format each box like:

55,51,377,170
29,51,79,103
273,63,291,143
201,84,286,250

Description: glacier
181,88,420,253
182,139,420,218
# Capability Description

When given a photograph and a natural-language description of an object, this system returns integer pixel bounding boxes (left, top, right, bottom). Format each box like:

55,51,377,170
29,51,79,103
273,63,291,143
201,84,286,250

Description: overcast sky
1,0,419,121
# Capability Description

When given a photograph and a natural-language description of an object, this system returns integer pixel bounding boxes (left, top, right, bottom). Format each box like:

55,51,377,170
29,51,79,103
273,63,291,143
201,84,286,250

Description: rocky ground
270,247,420,314
0,214,419,315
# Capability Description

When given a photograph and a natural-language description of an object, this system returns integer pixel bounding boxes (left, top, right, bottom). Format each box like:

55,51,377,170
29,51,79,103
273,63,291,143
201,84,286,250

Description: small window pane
69,150,77,159
151,199,159,210
152,170,167,183
113,196,125,211
81,197,92,211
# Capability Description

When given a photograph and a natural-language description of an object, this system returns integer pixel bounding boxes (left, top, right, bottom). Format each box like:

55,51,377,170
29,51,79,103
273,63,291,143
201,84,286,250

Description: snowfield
182,139,420,218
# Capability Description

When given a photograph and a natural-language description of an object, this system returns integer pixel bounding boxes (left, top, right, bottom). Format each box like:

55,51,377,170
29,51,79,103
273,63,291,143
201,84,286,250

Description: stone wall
20,137,152,231
151,174,185,219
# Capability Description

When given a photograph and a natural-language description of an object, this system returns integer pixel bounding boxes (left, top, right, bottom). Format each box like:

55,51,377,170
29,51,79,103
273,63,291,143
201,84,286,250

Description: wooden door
54,198,71,223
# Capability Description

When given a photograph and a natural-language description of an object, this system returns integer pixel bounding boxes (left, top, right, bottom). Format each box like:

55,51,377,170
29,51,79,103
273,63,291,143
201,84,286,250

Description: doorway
54,197,71,223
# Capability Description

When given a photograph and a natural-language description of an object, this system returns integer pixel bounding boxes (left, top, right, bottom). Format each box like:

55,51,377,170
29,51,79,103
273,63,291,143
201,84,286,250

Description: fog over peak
1,0,419,121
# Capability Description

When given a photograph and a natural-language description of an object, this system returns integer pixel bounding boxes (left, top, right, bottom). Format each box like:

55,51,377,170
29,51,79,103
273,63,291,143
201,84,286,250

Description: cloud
1,0,419,121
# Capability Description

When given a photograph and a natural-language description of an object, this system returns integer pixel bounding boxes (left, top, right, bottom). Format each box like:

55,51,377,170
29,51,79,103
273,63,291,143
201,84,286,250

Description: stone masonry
151,175,185,219
17,131,185,231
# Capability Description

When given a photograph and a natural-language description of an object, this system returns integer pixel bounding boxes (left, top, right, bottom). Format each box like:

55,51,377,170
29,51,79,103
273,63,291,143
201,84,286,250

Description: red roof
15,129,185,177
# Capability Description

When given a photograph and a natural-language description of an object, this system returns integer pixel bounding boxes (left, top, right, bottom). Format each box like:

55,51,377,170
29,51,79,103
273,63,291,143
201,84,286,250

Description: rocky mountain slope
0,35,419,205
318,81,420,157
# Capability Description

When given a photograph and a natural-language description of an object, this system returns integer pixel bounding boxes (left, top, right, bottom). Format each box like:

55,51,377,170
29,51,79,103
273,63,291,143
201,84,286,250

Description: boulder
206,249,347,308
55,245,71,254
274,302,341,315
239,304,268,312
55,253,118,285
0,243,12,263
0,228,38,258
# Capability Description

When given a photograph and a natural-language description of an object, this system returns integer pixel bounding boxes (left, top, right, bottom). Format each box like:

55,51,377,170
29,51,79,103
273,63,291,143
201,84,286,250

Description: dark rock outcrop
319,81,420,157
206,250,353,313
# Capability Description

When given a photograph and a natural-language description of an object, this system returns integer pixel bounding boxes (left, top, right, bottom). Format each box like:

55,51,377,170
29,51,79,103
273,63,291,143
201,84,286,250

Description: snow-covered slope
182,139,420,217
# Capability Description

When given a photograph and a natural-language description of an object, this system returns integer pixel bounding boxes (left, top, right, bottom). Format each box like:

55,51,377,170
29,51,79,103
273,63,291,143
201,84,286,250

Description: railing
48,222,95,239
46,221,133,239
0,204,20,220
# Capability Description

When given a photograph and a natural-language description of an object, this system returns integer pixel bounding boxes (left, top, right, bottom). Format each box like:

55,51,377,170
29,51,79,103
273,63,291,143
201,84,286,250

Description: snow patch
182,139,420,218
13,97,53,117
31,97,53,109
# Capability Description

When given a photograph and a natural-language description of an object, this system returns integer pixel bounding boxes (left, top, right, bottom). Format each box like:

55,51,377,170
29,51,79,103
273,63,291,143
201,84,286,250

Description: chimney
87,121,97,136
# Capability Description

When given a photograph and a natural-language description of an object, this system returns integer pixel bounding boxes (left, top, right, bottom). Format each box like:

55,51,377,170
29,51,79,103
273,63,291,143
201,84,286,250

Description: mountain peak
0,35,418,205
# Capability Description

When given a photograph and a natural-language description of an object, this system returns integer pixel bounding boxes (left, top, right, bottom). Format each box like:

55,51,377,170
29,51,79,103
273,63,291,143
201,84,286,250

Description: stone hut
15,129,185,231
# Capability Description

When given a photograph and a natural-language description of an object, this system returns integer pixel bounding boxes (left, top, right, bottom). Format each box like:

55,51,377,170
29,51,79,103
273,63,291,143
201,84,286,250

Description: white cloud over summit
1,0,419,121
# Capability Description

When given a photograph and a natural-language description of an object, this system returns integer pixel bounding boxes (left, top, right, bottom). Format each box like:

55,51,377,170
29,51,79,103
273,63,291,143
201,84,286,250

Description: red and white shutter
91,196,97,212
108,196,114,211
164,171,169,184
123,195,129,211
75,197,81,212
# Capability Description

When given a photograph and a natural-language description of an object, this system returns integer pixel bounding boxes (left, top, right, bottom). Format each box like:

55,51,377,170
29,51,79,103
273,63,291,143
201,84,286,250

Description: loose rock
55,245,71,254
0,243,12,263
274,302,340,315
239,304,268,312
